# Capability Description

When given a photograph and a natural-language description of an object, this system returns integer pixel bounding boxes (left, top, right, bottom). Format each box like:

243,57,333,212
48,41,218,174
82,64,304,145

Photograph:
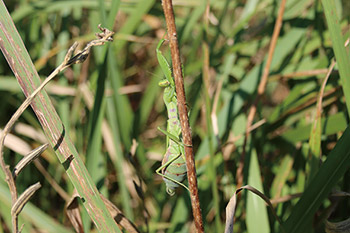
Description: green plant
0,0,349,232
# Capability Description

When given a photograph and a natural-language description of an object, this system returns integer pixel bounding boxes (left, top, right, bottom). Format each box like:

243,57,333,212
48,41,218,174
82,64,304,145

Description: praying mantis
155,39,190,196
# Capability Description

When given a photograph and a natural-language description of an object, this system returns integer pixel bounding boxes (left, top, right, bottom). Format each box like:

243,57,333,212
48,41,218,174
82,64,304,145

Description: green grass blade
283,126,350,233
84,58,108,231
105,95,133,219
0,2,120,232
321,0,350,116
167,197,189,233
107,50,134,149
138,67,162,128
85,87,107,232
246,150,270,233
91,0,134,219
280,112,347,143
114,0,156,52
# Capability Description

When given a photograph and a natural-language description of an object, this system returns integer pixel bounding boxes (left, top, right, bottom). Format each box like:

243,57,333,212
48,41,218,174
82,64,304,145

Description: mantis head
158,79,171,87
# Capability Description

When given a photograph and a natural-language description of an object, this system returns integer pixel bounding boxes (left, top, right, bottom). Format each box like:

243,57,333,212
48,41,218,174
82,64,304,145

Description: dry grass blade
331,191,350,197
270,193,303,205
12,182,42,233
66,192,84,233
325,218,350,233
100,194,140,233
225,185,284,233
0,129,32,155
225,188,239,233
11,182,41,216
65,189,140,233
13,143,48,178
325,191,350,232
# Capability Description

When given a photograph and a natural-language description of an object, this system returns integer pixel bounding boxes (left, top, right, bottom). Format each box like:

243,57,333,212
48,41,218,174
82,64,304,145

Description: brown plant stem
236,0,287,188
269,68,335,81
161,0,204,232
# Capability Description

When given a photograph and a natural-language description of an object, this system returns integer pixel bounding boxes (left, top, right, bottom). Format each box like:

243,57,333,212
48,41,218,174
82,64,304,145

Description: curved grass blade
283,126,350,233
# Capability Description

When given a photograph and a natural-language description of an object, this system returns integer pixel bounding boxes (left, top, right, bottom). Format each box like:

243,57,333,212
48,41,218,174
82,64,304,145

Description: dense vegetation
1,0,350,232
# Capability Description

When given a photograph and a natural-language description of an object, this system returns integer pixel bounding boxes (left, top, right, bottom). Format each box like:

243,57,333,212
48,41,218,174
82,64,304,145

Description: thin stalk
202,0,221,231
237,0,287,188
161,0,204,232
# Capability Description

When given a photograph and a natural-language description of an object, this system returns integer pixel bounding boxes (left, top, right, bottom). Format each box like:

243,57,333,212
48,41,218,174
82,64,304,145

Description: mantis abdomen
161,142,187,195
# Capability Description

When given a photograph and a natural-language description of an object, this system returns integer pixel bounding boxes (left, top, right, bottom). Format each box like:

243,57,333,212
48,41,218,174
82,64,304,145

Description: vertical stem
202,1,221,231
161,1,204,232
236,0,287,188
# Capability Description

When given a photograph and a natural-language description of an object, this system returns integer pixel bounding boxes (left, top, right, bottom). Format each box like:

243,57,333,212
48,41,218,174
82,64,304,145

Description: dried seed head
65,25,115,66
96,24,114,42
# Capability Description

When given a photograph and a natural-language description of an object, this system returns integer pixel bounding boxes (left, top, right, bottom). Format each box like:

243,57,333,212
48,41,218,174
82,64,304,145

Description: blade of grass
225,184,284,233
11,1,112,22
106,0,134,219
195,27,306,161
137,67,162,129
270,155,294,199
82,0,134,226
0,181,74,233
202,1,221,232
283,126,350,233
0,2,121,232
168,196,189,233
56,10,71,134
306,60,334,185
85,58,108,189
321,0,350,116
280,111,347,143
114,0,156,52
246,150,270,233
238,0,287,188
108,48,134,149
82,13,109,230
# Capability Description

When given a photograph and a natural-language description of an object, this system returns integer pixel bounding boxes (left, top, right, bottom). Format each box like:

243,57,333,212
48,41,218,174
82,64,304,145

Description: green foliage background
0,0,350,232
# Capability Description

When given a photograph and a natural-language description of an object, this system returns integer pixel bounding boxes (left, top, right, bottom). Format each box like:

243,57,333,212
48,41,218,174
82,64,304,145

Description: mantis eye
158,80,170,87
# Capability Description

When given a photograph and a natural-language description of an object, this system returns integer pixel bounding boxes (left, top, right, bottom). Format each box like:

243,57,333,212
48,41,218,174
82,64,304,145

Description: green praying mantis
155,38,190,196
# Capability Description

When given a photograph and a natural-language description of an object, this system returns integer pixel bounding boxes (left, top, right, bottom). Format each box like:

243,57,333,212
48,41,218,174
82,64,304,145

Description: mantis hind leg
156,153,189,195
